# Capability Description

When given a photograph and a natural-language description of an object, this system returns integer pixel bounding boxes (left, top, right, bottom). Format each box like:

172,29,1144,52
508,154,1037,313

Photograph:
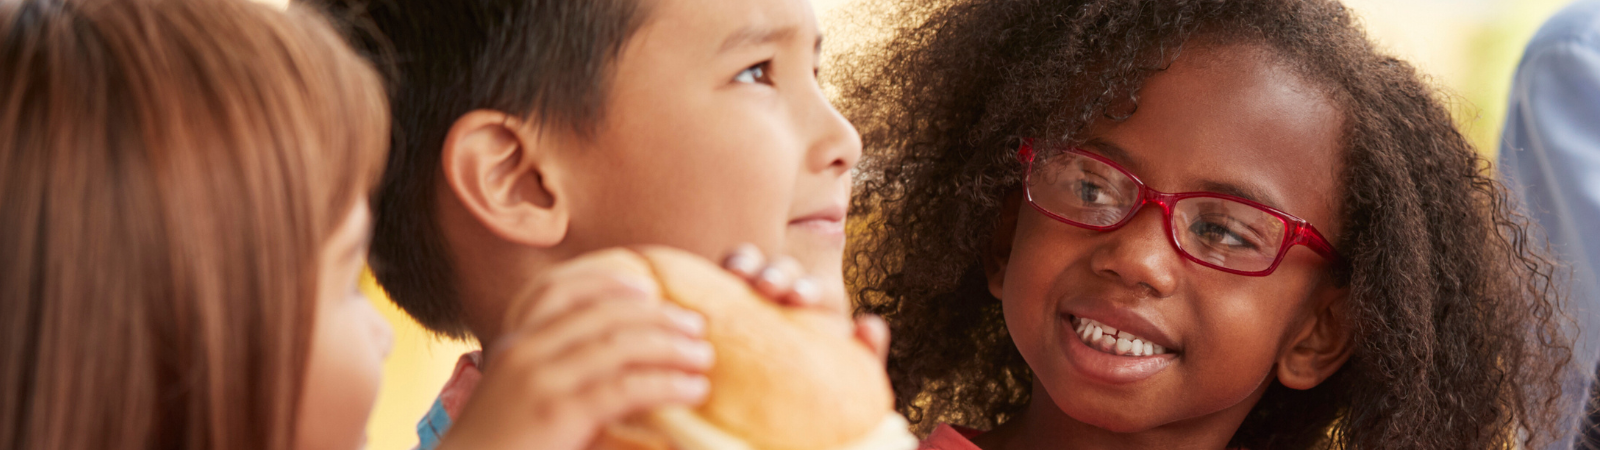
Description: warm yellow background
256,0,1574,448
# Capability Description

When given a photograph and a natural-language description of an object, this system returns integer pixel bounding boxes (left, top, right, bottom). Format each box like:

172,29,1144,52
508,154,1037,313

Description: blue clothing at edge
1497,1,1600,448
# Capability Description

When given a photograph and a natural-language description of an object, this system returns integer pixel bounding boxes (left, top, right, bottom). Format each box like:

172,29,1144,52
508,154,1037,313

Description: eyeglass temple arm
1293,223,1342,262
1018,138,1036,163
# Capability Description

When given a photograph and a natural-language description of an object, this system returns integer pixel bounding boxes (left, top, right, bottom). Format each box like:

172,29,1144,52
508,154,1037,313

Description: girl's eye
1070,180,1116,206
734,61,773,85
1188,220,1260,250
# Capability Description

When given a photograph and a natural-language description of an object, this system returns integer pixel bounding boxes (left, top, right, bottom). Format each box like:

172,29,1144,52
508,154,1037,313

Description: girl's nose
1089,206,1181,298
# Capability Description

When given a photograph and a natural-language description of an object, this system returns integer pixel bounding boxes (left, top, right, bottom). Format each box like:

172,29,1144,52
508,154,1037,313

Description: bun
587,247,917,450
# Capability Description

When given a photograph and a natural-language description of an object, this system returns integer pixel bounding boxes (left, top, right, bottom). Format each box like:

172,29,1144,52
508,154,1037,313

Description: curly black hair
833,0,1572,448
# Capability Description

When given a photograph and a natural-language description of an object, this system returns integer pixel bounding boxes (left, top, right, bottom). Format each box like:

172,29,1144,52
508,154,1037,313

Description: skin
977,44,1353,450
422,0,879,447
296,202,394,450
437,0,862,347
289,212,874,450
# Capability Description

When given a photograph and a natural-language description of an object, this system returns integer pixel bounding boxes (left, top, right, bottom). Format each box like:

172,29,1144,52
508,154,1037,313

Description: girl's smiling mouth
1059,314,1179,384
1072,317,1169,356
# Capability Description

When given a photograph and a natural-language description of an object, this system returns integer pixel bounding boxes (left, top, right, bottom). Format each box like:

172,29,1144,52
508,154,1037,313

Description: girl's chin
1062,406,1159,434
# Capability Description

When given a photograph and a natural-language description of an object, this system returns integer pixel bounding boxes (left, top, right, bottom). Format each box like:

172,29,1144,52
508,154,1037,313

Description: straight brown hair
0,0,388,448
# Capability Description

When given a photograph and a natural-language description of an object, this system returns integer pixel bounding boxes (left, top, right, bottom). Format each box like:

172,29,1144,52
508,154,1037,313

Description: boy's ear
985,190,1024,299
440,110,569,247
1276,282,1353,390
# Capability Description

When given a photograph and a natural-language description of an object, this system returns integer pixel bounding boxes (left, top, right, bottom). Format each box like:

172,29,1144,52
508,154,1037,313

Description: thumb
854,314,890,363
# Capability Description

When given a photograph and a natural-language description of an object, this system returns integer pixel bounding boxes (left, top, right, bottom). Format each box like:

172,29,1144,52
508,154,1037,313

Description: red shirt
919,423,1245,450
919,424,982,450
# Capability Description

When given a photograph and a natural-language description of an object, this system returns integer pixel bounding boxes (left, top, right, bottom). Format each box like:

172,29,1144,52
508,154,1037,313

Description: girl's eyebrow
1082,138,1142,172
1087,138,1284,210
1197,179,1283,211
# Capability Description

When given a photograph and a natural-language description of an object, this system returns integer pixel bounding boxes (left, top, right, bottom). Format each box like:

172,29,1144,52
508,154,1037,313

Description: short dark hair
305,0,648,338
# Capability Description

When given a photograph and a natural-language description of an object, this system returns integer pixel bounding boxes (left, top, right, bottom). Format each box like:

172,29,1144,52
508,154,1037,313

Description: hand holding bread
438,250,715,450
592,247,916,450
440,246,914,450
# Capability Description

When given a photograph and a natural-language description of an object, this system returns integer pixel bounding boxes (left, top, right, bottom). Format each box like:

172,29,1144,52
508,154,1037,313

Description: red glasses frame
1017,139,1340,276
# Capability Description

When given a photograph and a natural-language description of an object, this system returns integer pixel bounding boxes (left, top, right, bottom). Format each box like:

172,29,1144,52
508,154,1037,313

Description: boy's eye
734,61,773,85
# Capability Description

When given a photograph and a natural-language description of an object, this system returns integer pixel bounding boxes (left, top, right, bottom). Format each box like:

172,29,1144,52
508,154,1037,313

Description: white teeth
1075,317,1170,357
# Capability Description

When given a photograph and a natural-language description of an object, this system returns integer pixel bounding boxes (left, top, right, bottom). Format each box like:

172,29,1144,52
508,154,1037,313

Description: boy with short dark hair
309,0,879,447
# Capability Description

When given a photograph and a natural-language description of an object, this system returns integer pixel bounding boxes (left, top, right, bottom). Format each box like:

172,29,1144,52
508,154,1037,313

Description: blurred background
255,0,1573,448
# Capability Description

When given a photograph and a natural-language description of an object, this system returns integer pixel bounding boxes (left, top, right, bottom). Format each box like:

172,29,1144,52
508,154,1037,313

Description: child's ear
985,190,1023,299
440,110,570,247
1276,282,1353,390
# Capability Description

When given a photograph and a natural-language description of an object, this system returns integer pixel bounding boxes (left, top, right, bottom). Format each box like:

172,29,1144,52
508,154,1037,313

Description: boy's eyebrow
720,25,799,53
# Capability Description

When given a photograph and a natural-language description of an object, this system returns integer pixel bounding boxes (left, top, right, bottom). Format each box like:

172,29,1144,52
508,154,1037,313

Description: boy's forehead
640,0,819,50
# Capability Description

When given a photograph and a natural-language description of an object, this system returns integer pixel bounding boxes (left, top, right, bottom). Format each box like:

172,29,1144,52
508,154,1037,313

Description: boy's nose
1089,208,1181,298
803,90,862,176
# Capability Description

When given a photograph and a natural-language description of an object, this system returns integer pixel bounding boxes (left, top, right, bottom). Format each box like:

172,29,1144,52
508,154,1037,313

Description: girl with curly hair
837,0,1572,448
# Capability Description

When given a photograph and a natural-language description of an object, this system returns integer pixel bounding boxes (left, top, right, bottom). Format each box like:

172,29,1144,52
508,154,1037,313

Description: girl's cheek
355,292,395,362
297,294,385,450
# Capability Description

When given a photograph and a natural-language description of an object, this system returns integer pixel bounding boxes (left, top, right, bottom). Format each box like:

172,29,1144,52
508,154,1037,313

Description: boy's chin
780,231,846,273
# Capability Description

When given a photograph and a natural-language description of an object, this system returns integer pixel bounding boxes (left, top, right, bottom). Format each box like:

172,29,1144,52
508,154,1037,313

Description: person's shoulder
918,424,983,450
1528,0,1600,49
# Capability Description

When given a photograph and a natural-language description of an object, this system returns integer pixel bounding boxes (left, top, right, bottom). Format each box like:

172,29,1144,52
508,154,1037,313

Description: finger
514,271,659,332
753,255,805,304
721,243,765,279
854,314,890,363
506,249,663,330
538,328,715,394
581,371,711,424
497,301,705,365
787,277,823,308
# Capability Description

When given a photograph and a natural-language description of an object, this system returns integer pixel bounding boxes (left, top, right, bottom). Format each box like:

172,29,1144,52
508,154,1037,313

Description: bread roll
587,247,916,450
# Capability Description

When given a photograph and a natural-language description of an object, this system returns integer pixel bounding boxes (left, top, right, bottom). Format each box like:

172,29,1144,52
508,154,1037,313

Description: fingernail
614,275,655,297
676,375,711,398
758,266,786,287
680,339,715,366
666,308,706,335
792,278,820,305
725,251,760,276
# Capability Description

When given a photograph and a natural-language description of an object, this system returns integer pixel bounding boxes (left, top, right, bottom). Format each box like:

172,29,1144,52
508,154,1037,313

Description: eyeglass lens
1027,151,1288,273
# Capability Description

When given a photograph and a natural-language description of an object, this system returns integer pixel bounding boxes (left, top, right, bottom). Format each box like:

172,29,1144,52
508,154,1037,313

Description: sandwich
585,247,918,450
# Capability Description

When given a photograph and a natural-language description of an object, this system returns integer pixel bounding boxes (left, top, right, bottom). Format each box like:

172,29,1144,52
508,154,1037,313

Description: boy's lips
788,205,846,242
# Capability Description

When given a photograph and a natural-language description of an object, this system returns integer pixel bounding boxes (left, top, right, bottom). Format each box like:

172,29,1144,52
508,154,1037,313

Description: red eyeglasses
1018,139,1340,276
